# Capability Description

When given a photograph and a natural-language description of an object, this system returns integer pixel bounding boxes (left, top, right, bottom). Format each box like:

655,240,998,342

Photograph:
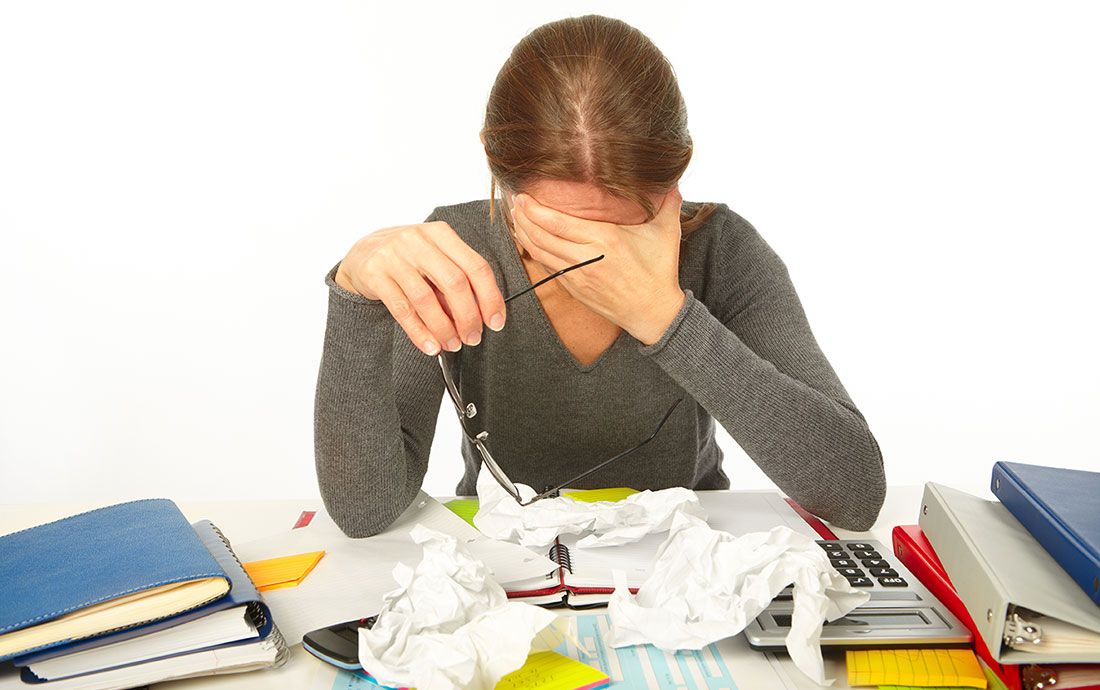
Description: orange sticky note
243,550,325,591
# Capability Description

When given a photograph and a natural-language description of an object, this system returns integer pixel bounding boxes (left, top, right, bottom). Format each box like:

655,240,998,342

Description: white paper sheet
232,493,559,645
607,511,869,686
473,463,707,548
358,524,574,690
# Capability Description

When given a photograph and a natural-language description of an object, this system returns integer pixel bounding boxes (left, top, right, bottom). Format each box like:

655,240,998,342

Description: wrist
629,287,686,346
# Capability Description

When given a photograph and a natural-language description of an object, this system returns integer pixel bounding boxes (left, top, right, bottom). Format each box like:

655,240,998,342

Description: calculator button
818,542,843,550
862,559,889,569
846,577,873,587
851,550,881,559
869,567,898,578
836,567,864,578
831,559,856,568
825,550,848,559
878,576,908,587
849,543,874,551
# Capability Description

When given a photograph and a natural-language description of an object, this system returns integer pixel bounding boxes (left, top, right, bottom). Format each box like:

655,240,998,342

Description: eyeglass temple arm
503,255,605,304
526,397,683,503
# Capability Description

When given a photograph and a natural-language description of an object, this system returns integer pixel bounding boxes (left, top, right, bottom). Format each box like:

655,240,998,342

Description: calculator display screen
772,611,930,628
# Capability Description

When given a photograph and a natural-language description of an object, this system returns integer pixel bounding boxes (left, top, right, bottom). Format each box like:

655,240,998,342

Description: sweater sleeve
313,212,446,538
636,211,886,531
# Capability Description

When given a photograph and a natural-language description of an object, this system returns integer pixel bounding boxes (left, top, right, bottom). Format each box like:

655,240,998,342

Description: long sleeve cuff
637,288,698,357
325,262,389,308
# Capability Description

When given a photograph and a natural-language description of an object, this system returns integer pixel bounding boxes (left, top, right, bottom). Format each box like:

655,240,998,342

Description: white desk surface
0,483,992,690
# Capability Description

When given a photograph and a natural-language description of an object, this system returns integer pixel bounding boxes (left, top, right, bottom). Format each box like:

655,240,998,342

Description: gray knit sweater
314,199,886,537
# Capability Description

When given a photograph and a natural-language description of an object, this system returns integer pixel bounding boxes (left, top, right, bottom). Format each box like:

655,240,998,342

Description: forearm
638,290,886,531
314,264,430,537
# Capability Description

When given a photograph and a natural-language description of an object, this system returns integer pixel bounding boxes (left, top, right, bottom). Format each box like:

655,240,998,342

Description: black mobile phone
302,616,377,670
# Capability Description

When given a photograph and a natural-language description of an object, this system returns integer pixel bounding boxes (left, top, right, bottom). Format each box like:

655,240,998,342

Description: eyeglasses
435,254,683,506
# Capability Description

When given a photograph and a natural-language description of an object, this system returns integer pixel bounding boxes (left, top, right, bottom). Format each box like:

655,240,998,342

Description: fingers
512,201,588,269
514,193,606,243
429,227,507,332
513,218,570,273
408,245,486,348
389,256,473,353
370,275,443,356
346,218,510,356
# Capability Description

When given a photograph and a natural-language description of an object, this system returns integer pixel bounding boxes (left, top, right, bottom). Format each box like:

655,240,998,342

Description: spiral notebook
13,519,289,686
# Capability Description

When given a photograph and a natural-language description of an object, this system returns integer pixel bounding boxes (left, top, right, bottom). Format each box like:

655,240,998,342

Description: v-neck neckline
495,209,627,373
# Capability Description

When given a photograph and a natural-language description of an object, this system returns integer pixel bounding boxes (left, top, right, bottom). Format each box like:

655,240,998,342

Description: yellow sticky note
243,550,325,591
444,499,480,528
495,650,608,690
846,648,986,688
560,487,639,503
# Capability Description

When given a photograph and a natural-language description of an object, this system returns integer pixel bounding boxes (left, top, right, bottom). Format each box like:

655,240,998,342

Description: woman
316,15,885,538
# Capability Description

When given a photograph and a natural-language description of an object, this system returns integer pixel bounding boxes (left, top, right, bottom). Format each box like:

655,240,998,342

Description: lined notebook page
559,532,664,588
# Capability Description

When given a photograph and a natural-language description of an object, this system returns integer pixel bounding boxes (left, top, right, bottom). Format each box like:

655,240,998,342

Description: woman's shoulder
679,201,792,307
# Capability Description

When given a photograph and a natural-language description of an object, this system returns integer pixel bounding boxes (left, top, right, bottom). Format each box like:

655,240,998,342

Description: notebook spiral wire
548,543,573,574
206,521,291,668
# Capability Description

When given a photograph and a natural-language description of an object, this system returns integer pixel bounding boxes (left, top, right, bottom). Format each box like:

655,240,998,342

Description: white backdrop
2,1,1098,506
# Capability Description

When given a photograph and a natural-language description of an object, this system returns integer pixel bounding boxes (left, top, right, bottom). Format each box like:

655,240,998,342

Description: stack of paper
0,500,288,689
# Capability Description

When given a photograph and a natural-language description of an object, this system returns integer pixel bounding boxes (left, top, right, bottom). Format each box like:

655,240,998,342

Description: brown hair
481,14,719,239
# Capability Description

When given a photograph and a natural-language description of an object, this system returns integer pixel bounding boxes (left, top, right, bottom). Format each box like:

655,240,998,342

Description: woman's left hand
511,186,686,346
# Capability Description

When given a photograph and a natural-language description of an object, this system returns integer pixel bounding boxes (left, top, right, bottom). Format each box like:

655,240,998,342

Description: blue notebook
991,460,1100,606
13,519,285,668
0,499,231,661
14,520,289,683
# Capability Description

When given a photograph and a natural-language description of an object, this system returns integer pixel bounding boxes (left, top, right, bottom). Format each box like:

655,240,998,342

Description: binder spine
918,484,1010,661
891,526,1022,690
206,522,290,668
548,543,573,574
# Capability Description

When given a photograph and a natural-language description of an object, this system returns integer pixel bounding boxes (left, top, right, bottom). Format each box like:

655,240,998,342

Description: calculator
743,539,973,649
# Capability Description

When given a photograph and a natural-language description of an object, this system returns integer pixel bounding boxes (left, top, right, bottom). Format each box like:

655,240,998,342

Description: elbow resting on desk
319,486,418,539
314,435,423,538
822,485,886,532
809,429,887,533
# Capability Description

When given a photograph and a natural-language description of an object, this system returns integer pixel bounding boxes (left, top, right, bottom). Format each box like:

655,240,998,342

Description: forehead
525,179,660,225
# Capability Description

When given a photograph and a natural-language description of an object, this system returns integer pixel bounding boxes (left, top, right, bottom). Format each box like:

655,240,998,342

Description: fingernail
489,312,505,331
446,337,462,352
466,330,482,346
423,340,440,355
